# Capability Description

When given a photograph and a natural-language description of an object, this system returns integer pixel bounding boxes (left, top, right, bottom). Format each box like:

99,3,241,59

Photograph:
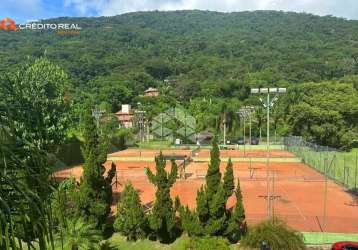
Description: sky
2,0,358,23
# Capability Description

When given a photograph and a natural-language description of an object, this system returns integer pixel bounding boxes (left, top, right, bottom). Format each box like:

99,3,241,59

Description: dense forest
1,10,358,149
1,9,358,250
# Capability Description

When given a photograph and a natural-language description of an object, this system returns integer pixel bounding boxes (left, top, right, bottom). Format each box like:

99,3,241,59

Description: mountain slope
1,10,358,86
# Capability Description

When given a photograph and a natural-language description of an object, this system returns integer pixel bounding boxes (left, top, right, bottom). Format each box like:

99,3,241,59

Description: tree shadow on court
347,188,358,205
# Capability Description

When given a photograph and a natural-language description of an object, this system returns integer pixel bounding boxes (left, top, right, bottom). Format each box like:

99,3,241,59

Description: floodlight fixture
260,88,268,93
278,88,287,93
269,88,278,93
251,87,287,95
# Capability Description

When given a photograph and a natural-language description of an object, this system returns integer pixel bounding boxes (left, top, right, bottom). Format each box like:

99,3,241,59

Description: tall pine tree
145,153,178,243
205,184,228,235
76,108,115,229
196,185,209,226
223,158,234,200
225,178,246,243
179,205,202,236
114,182,147,241
205,136,221,202
194,138,237,236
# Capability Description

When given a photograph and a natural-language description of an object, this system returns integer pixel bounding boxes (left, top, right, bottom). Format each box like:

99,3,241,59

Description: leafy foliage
145,154,178,243
179,206,202,237
222,159,234,199
0,58,70,152
1,11,357,148
75,108,115,229
0,58,73,249
52,177,78,229
184,236,231,250
285,82,358,149
241,219,306,250
224,178,247,243
193,138,243,239
114,182,147,241
55,217,101,250
205,136,221,203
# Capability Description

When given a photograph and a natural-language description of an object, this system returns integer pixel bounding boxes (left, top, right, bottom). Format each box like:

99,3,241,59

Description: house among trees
144,87,159,97
115,104,134,128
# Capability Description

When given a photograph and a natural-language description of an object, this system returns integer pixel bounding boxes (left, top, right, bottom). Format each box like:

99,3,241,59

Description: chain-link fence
284,136,358,190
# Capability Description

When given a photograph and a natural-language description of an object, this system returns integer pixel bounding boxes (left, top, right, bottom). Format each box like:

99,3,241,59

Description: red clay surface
55,150,358,233
108,148,296,158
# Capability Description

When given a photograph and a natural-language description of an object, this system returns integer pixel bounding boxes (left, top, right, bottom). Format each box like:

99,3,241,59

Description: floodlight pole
223,113,227,146
251,87,286,219
266,92,271,218
243,115,246,156
249,110,252,148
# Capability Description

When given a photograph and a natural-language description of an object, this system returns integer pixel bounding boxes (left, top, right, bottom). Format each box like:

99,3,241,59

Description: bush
183,236,231,250
240,219,306,250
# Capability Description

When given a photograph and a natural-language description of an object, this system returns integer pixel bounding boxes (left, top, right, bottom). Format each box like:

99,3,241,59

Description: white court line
276,181,307,222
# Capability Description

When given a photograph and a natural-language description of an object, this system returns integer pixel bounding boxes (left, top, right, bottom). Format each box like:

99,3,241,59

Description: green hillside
1,10,358,148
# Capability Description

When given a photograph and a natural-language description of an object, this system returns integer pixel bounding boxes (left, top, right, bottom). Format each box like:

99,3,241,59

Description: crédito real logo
0,17,82,34
0,17,17,31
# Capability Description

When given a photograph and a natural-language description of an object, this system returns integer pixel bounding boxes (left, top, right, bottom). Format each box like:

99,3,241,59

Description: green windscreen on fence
284,136,358,190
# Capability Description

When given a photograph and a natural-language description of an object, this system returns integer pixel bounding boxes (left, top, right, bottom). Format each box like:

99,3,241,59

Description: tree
76,108,115,229
225,178,246,243
205,184,227,235
0,59,70,249
179,206,202,236
0,57,70,152
222,159,234,199
195,138,233,236
205,136,221,202
286,82,358,150
52,177,78,229
0,106,56,249
56,217,101,250
196,185,209,227
145,154,178,243
114,182,147,241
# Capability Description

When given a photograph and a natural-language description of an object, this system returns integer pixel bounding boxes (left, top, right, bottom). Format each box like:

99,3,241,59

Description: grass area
287,146,358,189
303,232,358,245
108,234,237,250
108,232,352,249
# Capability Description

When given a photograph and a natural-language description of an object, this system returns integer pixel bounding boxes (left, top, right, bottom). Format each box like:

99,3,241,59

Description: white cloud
63,0,358,19
64,0,107,15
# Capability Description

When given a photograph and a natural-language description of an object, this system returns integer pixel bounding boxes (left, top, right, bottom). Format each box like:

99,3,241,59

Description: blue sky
2,0,358,23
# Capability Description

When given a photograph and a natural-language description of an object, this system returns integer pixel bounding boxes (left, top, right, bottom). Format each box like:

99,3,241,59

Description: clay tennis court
108,148,296,158
55,148,358,233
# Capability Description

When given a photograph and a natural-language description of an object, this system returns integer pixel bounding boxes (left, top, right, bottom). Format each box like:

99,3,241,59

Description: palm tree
57,217,101,250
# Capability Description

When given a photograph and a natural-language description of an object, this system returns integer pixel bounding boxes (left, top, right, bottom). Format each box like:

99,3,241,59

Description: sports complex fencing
284,136,358,189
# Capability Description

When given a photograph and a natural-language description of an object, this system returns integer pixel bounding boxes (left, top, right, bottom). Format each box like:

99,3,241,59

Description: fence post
355,152,358,190
343,155,346,186
320,152,322,172
323,156,328,232
333,153,336,180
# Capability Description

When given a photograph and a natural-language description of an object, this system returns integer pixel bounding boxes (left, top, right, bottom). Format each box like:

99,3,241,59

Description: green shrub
240,219,306,250
185,236,231,250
